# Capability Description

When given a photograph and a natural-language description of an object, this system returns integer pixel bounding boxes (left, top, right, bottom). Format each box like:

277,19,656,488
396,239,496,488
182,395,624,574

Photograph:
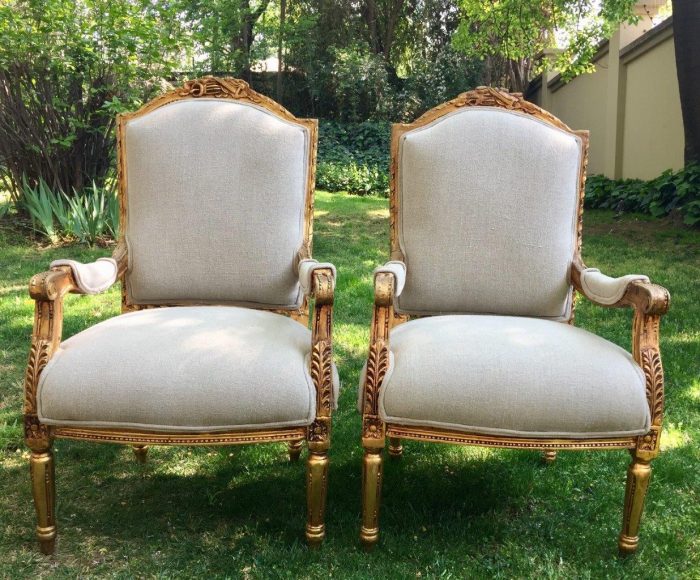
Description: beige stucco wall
621,36,684,179
548,54,609,175
527,19,683,180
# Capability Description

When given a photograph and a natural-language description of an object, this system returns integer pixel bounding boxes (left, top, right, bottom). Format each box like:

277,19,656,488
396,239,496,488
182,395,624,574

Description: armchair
359,88,669,555
24,77,337,554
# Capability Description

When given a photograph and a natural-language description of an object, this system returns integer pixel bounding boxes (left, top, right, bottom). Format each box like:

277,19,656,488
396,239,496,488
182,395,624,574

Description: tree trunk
671,1,700,165
276,0,286,102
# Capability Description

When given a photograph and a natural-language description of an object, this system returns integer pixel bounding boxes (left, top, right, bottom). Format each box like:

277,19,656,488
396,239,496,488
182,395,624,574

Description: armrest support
361,265,403,447
306,265,335,448
24,242,129,442
572,257,670,459
299,259,336,297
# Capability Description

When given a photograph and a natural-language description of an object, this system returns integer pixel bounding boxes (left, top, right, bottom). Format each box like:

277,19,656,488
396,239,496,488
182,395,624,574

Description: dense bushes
585,164,700,225
317,121,390,195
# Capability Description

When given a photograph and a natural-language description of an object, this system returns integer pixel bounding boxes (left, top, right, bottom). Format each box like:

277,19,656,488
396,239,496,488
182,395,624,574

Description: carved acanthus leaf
311,340,333,412
363,344,389,415
641,348,664,426
24,340,51,414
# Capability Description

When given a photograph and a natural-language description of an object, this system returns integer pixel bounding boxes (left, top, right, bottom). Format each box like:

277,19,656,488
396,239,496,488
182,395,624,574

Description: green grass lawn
1,192,698,578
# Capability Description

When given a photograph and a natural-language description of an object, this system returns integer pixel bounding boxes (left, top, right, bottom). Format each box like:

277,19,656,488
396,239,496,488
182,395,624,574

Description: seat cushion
376,315,650,439
38,307,339,432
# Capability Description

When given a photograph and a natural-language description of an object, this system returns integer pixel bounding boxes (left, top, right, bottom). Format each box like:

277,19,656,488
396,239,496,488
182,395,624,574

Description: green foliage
0,0,186,199
20,178,60,243
453,0,637,90
317,121,390,195
19,178,119,244
585,164,700,225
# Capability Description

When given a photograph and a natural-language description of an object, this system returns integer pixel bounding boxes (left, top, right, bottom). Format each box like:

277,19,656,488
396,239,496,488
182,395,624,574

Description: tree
0,0,186,200
181,0,272,77
671,0,700,165
453,0,638,92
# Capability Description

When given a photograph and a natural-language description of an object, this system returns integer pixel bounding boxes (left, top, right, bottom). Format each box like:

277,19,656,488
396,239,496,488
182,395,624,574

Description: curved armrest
374,261,406,298
24,242,129,425
579,268,649,306
49,258,118,295
298,259,337,297
572,259,669,315
303,262,336,445
361,262,405,447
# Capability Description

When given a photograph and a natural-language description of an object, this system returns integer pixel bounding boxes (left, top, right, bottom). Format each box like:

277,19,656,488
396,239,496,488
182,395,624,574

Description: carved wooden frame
359,86,670,555
23,77,334,553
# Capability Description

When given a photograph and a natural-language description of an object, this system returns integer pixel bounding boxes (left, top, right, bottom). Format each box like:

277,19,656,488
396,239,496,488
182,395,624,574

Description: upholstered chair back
393,97,586,320
118,79,316,308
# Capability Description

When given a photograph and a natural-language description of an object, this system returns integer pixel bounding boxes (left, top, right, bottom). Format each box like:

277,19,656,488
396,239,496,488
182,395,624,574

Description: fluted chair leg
619,454,653,555
288,438,303,462
306,448,329,547
360,446,383,549
132,445,149,463
388,437,403,459
542,450,557,464
30,447,57,554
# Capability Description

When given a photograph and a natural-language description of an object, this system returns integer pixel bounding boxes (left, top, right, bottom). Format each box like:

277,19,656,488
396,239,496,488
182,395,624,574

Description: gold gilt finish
360,86,670,555
23,77,334,553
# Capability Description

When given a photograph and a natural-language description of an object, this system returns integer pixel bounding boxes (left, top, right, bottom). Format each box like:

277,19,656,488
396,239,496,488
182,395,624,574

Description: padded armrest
50,258,118,295
374,261,406,298
298,259,336,296
580,268,649,306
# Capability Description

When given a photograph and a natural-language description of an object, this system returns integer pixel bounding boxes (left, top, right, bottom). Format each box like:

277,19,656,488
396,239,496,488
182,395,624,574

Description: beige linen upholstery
396,108,582,319
124,98,310,307
50,258,117,295
375,315,649,438
38,306,339,432
580,268,649,305
298,259,337,295
374,261,406,297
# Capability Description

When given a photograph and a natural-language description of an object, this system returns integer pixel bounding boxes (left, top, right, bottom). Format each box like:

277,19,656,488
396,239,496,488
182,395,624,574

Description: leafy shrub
317,121,390,195
19,178,119,245
585,164,700,225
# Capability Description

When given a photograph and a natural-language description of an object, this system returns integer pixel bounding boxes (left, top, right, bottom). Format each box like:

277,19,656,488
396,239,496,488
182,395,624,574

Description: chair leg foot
542,450,557,464
288,438,303,462
360,447,383,549
30,449,56,555
388,437,403,459
132,445,149,463
618,455,652,556
305,449,328,547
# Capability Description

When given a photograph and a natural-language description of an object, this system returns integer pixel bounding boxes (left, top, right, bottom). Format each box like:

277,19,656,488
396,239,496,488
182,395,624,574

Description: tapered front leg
360,447,383,549
306,448,329,546
619,455,653,555
132,445,149,463
288,438,303,462
30,447,56,554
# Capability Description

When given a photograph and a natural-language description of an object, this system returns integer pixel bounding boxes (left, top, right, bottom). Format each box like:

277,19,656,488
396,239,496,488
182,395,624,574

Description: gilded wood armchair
359,87,669,555
24,77,337,553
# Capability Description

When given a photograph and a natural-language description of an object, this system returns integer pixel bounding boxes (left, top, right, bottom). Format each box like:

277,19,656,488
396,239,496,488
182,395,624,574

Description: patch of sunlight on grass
314,209,329,217
661,423,692,450
367,208,389,218
688,379,700,402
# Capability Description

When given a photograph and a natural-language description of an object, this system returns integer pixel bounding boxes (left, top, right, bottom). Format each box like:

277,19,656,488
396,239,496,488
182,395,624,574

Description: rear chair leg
132,445,149,463
288,438,303,462
542,450,557,464
30,446,57,554
619,454,653,555
388,437,403,459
